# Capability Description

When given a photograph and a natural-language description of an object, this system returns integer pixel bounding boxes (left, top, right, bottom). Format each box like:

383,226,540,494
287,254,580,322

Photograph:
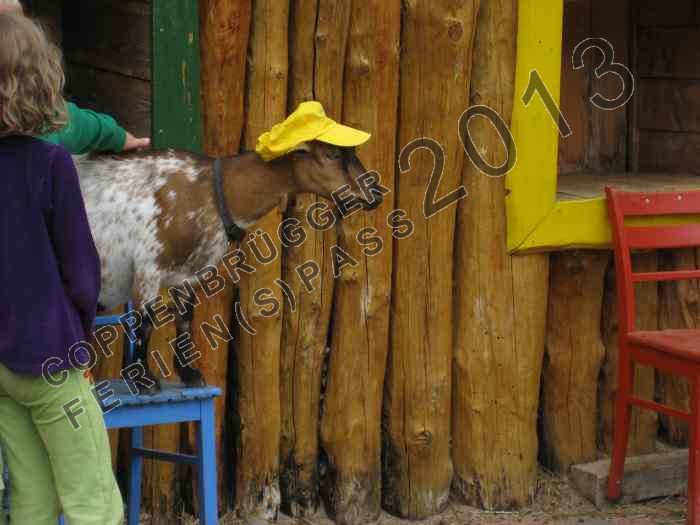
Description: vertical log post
541,250,609,472
234,0,289,519
279,0,326,517
658,249,700,445
318,1,400,524
384,0,480,519
599,252,658,455
197,0,252,511
452,0,549,510
142,313,180,523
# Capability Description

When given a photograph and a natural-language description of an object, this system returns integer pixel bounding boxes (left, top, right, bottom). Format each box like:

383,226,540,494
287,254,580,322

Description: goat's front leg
132,312,162,394
172,303,206,387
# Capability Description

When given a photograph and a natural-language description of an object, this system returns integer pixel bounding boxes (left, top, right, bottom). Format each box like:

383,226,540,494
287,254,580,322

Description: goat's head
287,141,383,211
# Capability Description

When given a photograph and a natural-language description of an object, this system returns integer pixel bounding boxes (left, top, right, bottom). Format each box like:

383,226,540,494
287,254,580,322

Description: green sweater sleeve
41,102,127,154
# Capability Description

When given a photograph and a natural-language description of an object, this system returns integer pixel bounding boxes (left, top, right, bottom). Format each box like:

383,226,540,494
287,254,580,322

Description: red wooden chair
606,186,700,524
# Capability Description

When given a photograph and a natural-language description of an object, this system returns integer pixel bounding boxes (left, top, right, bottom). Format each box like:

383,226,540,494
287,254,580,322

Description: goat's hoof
179,367,206,388
142,378,162,395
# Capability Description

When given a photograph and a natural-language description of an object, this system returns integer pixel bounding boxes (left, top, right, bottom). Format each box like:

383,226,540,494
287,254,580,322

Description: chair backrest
605,186,700,336
93,301,137,367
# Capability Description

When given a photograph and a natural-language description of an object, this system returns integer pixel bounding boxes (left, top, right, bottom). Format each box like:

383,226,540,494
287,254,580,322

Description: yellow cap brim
316,123,371,147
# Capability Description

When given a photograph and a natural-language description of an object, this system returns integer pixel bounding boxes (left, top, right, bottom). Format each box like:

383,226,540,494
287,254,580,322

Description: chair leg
128,427,144,525
196,399,218,525
607,354,634,501
688,379,700,525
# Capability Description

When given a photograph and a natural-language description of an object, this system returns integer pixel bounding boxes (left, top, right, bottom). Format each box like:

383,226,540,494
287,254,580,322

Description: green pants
0,363,123,525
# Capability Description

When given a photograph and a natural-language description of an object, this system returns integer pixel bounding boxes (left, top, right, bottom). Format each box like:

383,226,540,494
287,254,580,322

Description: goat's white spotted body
74,151,229,310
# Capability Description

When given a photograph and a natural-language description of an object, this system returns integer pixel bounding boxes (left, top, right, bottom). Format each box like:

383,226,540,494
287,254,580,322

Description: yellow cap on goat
255,101,371,161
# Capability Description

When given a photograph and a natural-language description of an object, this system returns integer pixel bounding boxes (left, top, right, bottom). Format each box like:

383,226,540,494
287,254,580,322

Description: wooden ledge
558,173,700,201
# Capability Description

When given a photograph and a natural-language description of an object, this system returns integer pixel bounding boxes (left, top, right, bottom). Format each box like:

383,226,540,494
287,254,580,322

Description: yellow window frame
506,0,613,253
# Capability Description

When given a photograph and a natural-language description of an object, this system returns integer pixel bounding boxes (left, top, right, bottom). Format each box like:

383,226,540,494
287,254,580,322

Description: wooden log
658,248,700,446
452,0,549,510
197,0,252,511
142,301,181,524
599,252,658,456
199,0,251,156
384,0,479,519
234,0,289,519
570,449,689,509
317,1,400,524
541,251,609,472
279,0,329,518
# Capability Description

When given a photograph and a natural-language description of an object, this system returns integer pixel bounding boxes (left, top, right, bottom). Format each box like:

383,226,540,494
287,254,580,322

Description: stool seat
97,380,221,408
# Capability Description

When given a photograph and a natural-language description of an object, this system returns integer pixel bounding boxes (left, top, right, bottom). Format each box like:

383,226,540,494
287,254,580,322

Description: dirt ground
170,469,688,525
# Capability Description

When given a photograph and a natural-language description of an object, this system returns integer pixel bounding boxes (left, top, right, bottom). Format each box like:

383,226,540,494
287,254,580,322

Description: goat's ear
289,142,311,154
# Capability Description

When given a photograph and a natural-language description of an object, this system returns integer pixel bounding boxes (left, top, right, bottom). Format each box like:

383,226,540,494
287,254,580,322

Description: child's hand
123,132,150,151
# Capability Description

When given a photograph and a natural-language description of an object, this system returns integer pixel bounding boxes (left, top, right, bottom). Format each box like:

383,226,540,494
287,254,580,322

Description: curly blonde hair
0,0,22,14
0,12,67,137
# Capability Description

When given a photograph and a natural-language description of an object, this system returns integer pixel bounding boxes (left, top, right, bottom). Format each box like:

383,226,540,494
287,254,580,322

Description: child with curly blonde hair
0,12,123,525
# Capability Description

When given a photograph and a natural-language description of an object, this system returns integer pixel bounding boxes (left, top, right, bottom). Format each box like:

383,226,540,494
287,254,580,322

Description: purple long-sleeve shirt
0,136,100,376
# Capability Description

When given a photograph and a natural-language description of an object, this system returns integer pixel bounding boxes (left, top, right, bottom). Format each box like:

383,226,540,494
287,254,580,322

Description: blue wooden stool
93,307,221,525
4,305,221,525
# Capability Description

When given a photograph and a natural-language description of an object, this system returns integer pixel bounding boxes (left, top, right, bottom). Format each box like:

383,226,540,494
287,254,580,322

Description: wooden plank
637,28,700,79
63,0,151,81
628,2,640,171
557,172,700,200
590,0,628,172
152,0,203,151
541,250,610,472
452,0,548,510
557,0,592,173
636,0,696,28
570,449,688,509
384,0,479,519
638,130,700,174
66,64,152,138
638,79,700,133
29,0,62,44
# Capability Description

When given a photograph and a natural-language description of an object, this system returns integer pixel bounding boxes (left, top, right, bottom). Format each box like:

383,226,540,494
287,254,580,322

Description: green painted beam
152,0,203,152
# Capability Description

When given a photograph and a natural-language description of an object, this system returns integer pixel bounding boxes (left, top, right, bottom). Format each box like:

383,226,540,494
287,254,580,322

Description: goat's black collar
213,158,246,243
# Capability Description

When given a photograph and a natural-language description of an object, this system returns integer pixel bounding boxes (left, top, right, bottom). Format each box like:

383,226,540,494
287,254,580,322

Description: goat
75,141,382,391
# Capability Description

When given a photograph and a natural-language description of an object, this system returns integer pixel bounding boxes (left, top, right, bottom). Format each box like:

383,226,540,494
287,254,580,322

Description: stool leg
128,427,144,525
196,400,218,525
688,378,700,525
607,354,634,500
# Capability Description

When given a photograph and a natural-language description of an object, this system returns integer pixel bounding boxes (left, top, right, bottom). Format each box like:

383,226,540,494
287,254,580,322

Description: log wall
636,0,700,173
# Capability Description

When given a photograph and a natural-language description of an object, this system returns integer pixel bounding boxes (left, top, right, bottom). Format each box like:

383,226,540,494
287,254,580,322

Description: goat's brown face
290,141,383,211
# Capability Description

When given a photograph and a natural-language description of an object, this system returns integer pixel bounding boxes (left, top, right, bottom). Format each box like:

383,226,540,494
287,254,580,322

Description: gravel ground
162,469,687,525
